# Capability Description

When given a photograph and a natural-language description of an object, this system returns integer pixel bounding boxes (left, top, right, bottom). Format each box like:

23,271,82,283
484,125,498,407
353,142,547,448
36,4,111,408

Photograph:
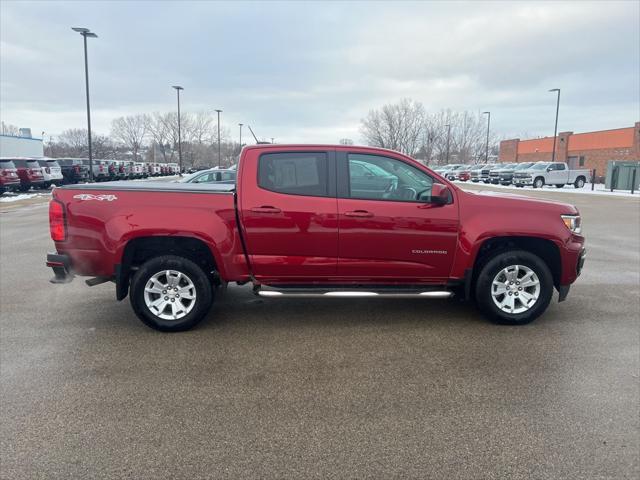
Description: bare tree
360,98,426,155
1,122,20,136
111,115,147,161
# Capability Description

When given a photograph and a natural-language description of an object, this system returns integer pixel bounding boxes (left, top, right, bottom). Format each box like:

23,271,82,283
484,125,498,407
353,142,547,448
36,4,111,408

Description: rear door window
258,152,328,197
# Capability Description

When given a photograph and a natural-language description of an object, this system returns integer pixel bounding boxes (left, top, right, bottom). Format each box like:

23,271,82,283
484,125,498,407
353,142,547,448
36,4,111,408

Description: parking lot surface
1,187,638,479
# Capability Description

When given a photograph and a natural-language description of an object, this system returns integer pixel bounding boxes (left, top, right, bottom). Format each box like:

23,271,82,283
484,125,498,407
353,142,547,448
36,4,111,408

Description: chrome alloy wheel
144,270,196,320
491,265,541,314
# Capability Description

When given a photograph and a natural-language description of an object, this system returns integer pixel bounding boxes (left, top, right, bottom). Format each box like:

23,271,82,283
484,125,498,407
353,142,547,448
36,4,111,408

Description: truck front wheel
130,255,214,332
533,177,545,189
475,250,553,325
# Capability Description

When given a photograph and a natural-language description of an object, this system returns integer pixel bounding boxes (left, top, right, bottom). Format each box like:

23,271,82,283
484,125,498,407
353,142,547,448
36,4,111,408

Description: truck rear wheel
574,177,585,188
475,250,553,325
130,255,213,332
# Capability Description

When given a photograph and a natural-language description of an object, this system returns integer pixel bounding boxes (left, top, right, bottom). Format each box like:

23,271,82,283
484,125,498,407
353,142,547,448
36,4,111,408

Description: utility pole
172,86,184,175
444,123,451,164
549,88,561,163
215,109,223,167
72,27,97,181
482,111,491,163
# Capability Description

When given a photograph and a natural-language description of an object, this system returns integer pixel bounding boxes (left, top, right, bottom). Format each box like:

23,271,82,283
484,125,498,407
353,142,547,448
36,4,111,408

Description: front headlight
561,214,582,234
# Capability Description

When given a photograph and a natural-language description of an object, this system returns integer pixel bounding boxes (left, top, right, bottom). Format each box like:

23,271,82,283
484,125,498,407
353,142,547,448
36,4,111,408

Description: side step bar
254,285,453,299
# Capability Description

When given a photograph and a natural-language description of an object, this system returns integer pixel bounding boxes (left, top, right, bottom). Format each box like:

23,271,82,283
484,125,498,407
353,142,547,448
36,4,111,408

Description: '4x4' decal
73,194,118,201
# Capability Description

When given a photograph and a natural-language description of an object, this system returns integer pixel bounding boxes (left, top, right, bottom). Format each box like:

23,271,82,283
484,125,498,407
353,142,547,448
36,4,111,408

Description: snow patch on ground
455,181,640,198
0,193,44,203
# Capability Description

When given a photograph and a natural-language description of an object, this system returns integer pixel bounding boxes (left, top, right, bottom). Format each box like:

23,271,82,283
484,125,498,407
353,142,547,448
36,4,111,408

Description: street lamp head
72,27,97,38
549,88,560,92
239,123,243,127
482,111,490,115
172,85,184,91
215,109,223,113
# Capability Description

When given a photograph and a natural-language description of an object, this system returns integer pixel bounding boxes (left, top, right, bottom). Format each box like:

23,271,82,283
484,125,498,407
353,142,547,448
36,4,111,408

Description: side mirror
547,167,553,172
430,183,451,205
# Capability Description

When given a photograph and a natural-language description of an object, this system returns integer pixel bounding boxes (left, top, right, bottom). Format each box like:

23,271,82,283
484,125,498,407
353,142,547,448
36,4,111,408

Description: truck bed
59,180,236,193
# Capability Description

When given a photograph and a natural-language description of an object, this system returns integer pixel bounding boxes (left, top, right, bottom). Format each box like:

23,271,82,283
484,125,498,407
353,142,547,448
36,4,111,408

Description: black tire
574,177,585,189
555,184,564,188
515,185,524,188
475,250,553,325
533,177,545,189
130,255,214,332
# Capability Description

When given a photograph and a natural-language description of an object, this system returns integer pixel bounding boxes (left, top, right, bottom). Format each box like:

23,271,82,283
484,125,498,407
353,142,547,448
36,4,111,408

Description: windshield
531,163,550,170
0,161,16,169
177,171,209,183
515,163,534,170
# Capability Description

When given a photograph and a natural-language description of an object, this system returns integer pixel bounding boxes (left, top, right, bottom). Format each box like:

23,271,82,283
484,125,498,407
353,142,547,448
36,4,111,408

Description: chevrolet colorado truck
47,145,586,331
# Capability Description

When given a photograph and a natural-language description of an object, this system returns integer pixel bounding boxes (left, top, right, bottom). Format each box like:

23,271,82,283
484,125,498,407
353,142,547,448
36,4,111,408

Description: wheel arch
116,235,221,300
470,236,561,292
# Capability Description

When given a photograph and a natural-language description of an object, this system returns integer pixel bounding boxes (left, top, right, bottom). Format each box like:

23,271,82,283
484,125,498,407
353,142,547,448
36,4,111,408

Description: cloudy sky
1,0,638,143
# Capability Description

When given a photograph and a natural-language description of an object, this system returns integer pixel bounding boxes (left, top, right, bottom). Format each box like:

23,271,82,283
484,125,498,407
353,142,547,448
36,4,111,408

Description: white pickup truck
513,162,590,189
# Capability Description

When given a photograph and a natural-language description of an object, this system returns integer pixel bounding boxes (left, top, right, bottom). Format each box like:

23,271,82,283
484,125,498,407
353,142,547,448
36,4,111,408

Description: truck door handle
344,210,374,218
250,206,281,214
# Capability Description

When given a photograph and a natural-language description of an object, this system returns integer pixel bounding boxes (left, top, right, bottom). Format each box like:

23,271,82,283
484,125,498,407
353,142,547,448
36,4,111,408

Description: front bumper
513,177,533,186
558,247,586,302
46,253,74,283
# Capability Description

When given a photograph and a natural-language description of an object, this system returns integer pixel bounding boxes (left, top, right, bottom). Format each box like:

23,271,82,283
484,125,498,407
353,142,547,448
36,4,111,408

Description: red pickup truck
47,145,586,331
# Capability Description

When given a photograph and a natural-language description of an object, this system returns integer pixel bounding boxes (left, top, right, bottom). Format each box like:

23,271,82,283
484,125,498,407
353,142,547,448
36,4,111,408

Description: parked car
105,160,118,180
150,163,162,176
39,159,64,188
55,158,90,184
177,168,237,184
513,162,590,189
11,158,45,191
444,165,467,181
47,144,586,331
477,164,497,183
80,159,110,182
457,165,483,182
498,162,537,186
0,159,21,194
488,163,517,184
130,162,143,179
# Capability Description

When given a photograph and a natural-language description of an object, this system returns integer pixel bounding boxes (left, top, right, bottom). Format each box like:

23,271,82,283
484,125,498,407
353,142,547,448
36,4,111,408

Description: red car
10,158,45,191
47,144,586,331
0,159,21,194
458,170,471,181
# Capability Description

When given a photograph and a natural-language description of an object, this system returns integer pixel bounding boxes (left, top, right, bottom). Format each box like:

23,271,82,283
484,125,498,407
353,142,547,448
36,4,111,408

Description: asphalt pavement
1,186,638,479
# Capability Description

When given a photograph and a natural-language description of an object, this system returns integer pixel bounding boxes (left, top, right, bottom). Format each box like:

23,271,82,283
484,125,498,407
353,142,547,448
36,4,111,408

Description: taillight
49,200,67,242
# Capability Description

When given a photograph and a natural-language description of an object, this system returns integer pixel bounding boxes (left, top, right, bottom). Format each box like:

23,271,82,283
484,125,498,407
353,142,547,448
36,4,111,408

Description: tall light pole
172,86,184,175
72,27,97,181
549,88,561,163
271,137,275,144
444,123,451,164
215,109,223,167
238,123,243,150
482,111,491,163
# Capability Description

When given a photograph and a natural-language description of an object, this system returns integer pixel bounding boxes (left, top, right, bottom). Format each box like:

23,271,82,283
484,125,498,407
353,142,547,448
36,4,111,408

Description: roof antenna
247,125,271,144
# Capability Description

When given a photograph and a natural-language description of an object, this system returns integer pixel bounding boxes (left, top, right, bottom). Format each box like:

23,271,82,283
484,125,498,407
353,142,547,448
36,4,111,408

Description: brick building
499,122,640,176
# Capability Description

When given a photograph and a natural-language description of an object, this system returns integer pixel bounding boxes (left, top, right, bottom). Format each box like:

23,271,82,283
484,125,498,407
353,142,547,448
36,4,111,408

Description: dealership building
499,122,640,176
0,129,44,157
